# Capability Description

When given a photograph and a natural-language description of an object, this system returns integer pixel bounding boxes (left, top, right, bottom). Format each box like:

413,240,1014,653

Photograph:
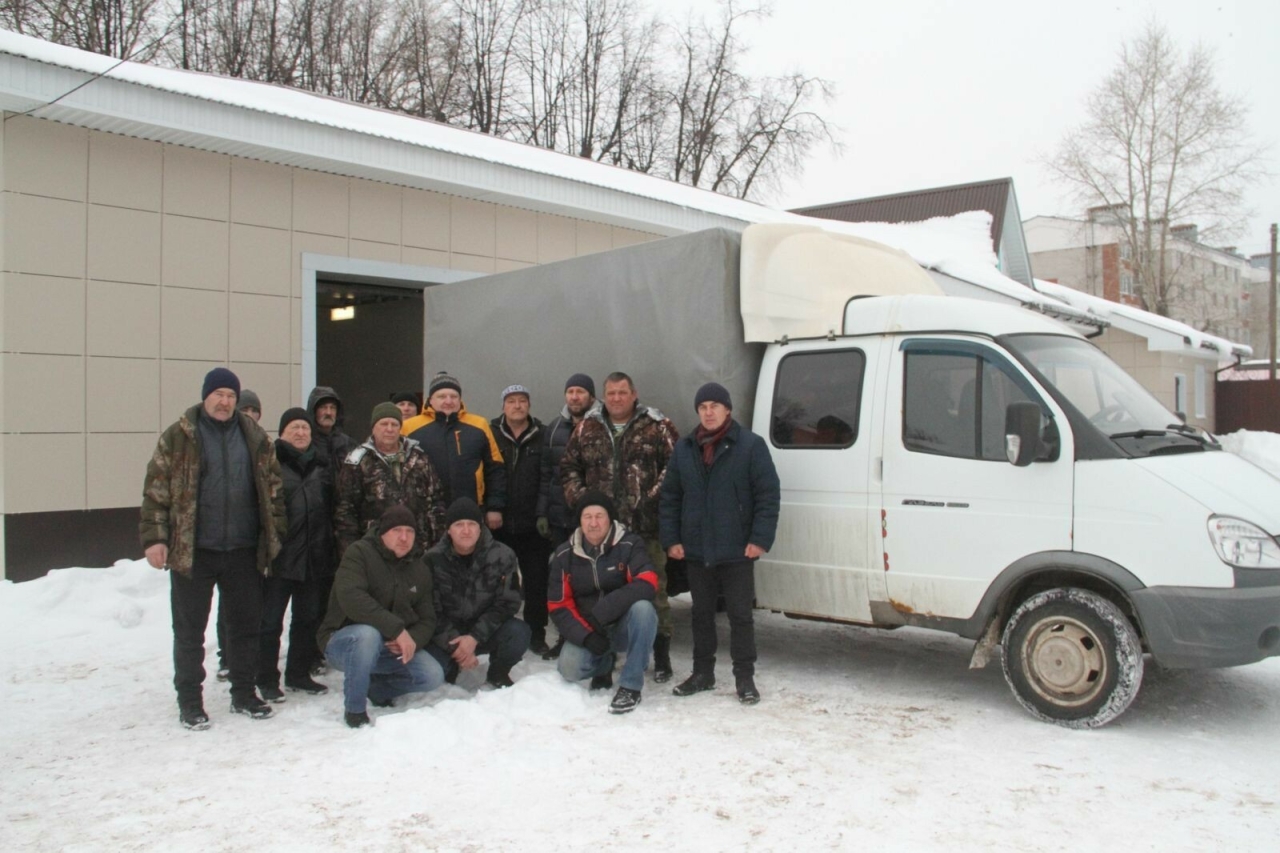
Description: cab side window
903,348,1037,461
771,349,865,448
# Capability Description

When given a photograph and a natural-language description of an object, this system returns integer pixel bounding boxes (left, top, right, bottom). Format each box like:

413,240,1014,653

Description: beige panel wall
2,114,659,522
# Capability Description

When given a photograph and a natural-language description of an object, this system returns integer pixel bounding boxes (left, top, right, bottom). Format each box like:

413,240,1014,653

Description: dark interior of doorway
316,279,423,444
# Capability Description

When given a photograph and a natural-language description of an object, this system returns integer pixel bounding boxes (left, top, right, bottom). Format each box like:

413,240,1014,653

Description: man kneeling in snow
316,505,445,728
550,492,658,714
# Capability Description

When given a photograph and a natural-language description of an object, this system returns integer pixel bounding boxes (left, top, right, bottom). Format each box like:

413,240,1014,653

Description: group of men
141,365,780,729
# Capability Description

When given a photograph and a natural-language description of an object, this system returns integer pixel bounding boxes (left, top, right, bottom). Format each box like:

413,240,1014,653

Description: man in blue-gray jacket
659,382,780,704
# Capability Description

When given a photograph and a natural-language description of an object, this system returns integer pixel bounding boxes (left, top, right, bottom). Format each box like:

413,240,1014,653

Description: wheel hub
1024,617,1106,705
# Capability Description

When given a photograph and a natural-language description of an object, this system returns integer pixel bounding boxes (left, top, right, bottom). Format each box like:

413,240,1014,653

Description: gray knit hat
429,371,461,396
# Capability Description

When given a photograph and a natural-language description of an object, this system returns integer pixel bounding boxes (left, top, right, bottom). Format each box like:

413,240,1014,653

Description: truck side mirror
1005,402,1042,467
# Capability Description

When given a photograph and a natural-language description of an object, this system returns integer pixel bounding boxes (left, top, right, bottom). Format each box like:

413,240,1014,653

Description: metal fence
1215,378,1280,433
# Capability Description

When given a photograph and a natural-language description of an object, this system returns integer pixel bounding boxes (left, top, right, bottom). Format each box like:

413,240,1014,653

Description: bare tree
1048,22,1268,318
2,0,167,60
454,0,531,135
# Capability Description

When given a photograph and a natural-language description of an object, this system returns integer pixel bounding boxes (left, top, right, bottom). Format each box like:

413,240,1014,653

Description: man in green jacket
317,505,446,728
141,367,286,730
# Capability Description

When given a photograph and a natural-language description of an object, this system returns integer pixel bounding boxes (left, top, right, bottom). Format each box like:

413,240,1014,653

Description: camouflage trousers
644,537,672,639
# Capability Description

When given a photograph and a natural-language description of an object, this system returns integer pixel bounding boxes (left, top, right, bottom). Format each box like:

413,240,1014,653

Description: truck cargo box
424,228,764,433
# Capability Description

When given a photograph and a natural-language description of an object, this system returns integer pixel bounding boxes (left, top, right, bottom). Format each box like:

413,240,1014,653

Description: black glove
583,632,611,657
585,614,607,635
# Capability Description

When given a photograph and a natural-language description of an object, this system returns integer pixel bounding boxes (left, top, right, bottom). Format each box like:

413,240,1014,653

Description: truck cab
752,294,1280,727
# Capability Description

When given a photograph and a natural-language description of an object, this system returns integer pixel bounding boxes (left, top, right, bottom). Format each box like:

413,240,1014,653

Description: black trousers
257,574,324,687
311,573,336,664
171,548,262,705
687,559,757,679
499,529,553,638
426,617,533,681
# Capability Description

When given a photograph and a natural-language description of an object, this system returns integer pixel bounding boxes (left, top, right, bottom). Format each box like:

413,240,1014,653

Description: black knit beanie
391,391,419,406
278,407,311,434
576,490,616,526
202,367,240,401
564,373,596,397
377,504,418,535
444,497,484,527
694,381,732,411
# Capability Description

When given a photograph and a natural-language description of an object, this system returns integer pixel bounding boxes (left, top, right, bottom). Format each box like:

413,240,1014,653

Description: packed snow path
1,559,1277,851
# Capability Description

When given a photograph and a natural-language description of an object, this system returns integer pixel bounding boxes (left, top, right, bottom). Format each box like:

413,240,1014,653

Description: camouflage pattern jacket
560,403,679,537
140,405,285,576
424,528,522,649
334,437,446,558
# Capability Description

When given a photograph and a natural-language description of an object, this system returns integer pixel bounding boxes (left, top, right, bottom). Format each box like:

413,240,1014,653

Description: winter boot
310,658,328,677
609,687,642,714
736,675,761,705
672,672,716,697
529,629,550,657
369,696,395,709
486,668,515,689
652,634,673,683
345,711,371,728
215,663,230,683
284,676,329,695
179,703,211,731
230,694,274,720
589,672,614,691
259,685,287,703
542,638,564,661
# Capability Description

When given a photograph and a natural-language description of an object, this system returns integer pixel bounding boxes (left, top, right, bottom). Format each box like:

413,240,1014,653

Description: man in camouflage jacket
140,367,286,729
334,402,446,558
560,371,679,681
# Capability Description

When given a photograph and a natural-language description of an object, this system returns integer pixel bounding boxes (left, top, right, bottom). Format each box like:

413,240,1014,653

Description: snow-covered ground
3,433,1279,851
1,559,1278,852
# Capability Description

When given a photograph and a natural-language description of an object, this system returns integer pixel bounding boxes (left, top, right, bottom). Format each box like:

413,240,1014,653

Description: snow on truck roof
840,294,1083,340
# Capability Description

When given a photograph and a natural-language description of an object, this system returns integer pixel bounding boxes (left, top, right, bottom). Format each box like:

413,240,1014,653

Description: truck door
753,341,884,622
879,337,1073,620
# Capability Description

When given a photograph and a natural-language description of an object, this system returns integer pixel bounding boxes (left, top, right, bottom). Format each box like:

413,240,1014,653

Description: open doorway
316,279,424,443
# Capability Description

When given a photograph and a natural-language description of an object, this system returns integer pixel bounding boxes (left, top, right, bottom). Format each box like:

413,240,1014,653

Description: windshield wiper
1165,423,1218,447
1110,429,1170,440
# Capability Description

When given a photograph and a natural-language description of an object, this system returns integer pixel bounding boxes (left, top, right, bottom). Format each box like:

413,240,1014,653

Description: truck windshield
1004,335,1209,451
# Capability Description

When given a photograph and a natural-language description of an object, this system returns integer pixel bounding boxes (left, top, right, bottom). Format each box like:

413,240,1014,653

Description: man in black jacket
256,408,334,702
491,384,554,655
550,491,658,714
317,505,445,728
424,498,530,689
659,382,780,704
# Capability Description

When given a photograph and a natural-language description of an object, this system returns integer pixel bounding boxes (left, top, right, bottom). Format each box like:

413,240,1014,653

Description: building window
1174,374,1187,418
1119,242,1132,261
1120,273,1134,296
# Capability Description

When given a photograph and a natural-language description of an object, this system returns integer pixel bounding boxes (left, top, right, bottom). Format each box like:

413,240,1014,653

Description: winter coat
547,522,657,648
333,437,446,558
424,528,522,649
316,525,437,653
560,403,678,537
308,386,353,473
659,420,781,566
273,439,337,582
491,415,549,536
404,403,507,511
140,404,285,576
538,400,602,530
194,410,261,551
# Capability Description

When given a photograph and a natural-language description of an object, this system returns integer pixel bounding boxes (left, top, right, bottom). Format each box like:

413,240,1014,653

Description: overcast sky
653,0,1279,256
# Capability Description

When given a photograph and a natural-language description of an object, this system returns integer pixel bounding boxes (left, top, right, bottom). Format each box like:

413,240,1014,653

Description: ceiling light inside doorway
330,306,355,321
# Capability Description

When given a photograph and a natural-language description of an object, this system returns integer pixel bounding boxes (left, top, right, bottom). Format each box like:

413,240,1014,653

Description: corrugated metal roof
793,178,1015,251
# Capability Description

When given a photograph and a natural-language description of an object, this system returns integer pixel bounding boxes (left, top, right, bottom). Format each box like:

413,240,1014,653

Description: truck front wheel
1001,588,1144,728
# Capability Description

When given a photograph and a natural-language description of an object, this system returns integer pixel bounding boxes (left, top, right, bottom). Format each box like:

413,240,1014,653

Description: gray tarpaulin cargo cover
424,228,764,434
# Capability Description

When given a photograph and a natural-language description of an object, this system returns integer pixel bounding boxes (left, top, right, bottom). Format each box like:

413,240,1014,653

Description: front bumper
1131,584,1280,669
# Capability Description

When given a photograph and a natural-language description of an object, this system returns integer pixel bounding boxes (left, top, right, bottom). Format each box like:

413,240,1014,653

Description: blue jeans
325,624,445,713
558,600,657,692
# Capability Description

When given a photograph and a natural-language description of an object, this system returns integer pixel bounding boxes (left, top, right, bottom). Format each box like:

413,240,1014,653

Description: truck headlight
1207,516,1280,569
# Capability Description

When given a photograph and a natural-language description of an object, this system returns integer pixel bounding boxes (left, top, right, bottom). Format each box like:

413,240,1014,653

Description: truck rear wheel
1001,588,1143,728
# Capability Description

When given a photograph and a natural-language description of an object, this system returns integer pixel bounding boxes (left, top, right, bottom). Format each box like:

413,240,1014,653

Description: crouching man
425,498,531,689
550,491,658,714
316,505,445,728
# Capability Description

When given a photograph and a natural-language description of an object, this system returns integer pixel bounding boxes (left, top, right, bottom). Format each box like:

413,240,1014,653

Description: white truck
425,223,1280,727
